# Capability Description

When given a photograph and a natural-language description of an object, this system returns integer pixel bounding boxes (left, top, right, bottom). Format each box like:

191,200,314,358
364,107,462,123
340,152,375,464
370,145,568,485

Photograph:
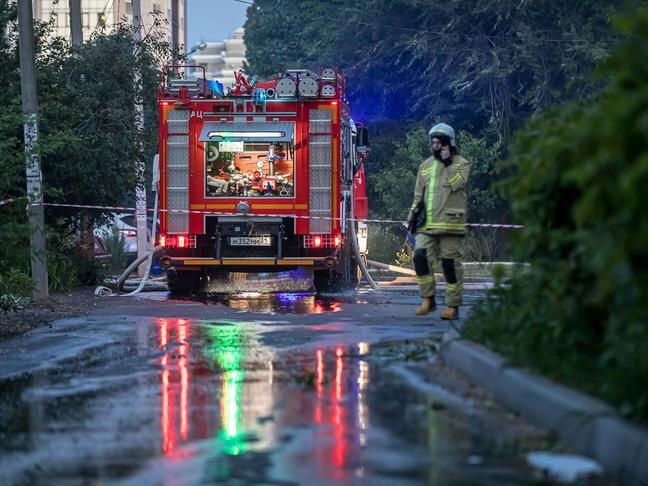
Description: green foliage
244,0,630,228
0,269,33,298
35,18,170,228
367,127,503,224
245,0,629,138
367,224,407,265
0,294,30,315
102,225,127,271
0,3,170,293
0,268,32,316
367,128,429,220
464,9,648,422
460,132,504,223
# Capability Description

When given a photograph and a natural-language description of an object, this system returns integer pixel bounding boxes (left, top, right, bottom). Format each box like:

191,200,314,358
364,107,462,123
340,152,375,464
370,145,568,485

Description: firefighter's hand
441,146,452,161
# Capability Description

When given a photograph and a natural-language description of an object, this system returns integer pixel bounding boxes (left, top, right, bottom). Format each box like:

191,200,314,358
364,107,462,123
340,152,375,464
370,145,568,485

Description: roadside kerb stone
440,338,648,484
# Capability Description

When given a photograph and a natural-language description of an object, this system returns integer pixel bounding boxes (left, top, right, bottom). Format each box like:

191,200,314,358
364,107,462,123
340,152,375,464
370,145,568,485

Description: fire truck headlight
159,235,166,247
178,235,187,248
334,235,341,247
313,236,322,248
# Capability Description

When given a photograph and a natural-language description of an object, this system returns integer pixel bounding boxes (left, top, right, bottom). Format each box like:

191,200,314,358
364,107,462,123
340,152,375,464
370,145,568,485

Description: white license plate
229,236,272,246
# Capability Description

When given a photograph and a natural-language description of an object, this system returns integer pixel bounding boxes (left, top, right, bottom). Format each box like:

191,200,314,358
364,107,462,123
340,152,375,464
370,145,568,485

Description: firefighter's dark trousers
413,233,464,307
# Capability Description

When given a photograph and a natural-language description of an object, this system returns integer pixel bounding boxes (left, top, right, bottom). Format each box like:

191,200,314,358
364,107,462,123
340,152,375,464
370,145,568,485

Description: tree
463,7,648,421
36,20,170,230
0,4,171,292
245,0,629,139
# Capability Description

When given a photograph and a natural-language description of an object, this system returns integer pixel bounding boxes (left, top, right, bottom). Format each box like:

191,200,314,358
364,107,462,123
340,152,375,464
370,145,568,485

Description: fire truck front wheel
166,269,203,294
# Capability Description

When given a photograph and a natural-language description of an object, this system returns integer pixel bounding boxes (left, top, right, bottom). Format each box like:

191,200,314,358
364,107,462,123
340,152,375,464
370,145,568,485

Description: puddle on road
0,316,586,485
212,292,342,315
172,292,343,315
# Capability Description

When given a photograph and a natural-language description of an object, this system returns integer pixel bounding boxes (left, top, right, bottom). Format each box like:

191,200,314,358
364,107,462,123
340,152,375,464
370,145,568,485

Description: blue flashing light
207,79,224,97
252,88,267,105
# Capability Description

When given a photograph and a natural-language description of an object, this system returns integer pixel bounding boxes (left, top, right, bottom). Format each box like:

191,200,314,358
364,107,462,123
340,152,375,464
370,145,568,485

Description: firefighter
407,123,470,320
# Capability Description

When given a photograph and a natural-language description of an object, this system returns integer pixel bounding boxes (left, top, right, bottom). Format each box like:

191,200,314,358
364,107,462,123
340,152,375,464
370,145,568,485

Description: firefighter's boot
415,297,436,316
440,306,459,320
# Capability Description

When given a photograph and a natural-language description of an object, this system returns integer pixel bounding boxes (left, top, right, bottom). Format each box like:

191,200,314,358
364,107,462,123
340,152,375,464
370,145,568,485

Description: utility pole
17,0,49,301
171,0,179,65
69,0,83,46
132,0,148,276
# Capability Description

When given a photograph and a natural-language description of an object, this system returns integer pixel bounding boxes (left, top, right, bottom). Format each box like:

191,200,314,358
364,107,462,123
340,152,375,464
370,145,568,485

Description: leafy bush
102,225,127,271
367,224,407,266
0,294,30,314
0,268,32,316
463,228,499,263
0,268,33,298
464,9,648,422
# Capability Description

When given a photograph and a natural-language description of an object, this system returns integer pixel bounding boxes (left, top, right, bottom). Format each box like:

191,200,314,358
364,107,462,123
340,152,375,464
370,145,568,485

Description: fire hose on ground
348,200,381,291
95,158,165,296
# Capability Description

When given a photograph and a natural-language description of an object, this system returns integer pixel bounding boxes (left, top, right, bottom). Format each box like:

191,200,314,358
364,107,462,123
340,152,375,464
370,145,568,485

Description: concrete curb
440,338,648,485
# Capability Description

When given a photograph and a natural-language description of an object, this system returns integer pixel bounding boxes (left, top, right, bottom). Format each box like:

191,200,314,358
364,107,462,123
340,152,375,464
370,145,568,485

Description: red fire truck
156,67,369,293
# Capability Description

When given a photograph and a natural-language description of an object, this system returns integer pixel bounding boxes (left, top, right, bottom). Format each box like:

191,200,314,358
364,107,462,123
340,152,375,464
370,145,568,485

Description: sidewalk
440,332,648,484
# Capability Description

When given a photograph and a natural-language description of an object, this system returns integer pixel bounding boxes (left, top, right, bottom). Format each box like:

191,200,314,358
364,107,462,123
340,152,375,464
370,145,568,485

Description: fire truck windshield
205,141,294,198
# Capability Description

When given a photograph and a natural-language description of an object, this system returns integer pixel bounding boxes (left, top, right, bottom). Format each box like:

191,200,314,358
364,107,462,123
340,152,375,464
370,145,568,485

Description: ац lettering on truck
157,66,369,293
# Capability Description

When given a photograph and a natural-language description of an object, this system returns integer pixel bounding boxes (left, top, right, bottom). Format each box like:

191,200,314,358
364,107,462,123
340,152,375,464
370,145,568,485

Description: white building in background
32,0,186,48
189,27,246,89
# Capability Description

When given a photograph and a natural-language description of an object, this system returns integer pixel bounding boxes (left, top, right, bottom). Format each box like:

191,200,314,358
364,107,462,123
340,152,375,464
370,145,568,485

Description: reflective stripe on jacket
407,154,470,235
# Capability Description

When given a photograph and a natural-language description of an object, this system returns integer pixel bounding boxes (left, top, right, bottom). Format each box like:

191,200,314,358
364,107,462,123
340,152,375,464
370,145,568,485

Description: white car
94,213,153,254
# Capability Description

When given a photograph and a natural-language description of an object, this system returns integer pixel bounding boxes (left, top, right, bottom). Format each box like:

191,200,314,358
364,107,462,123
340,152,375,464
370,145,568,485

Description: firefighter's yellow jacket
407,154,470,235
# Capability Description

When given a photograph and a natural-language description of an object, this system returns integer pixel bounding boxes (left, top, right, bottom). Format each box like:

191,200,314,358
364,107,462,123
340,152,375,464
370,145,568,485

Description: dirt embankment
0,288,116,339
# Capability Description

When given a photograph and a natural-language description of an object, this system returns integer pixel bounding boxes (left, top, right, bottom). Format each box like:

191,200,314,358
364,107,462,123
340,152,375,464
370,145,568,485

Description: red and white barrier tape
30,201,524,229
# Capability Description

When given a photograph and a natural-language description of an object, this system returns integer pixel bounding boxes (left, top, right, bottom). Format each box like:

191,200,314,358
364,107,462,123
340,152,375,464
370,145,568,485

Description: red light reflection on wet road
311,344,371,481
156,317,371,481
158,318,191,455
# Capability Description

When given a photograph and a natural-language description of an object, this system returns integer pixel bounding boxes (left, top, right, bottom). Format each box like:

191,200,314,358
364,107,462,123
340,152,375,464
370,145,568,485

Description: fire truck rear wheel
340,235,360,288
313,269,342,293
314,255,359,292
167,270,203,294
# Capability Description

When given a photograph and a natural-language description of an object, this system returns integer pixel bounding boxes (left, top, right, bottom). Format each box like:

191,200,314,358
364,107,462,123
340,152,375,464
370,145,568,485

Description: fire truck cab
157,67,369,293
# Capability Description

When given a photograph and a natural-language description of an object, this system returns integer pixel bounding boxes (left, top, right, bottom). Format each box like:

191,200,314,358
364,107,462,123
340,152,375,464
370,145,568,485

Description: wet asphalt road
0,285,569,485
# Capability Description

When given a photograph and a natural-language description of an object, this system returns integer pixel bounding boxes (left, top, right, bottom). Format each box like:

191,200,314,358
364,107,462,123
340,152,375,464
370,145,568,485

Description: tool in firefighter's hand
407,201,426,235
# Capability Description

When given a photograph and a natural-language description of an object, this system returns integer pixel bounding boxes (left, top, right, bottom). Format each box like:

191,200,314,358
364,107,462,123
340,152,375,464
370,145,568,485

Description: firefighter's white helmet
428,123,457,148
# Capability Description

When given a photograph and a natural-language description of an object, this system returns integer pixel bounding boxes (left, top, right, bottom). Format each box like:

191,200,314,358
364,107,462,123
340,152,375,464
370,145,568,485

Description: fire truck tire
313,269,342,293
167,270,203,294
341,228,360,288
341,252,360,288
313,254,358,293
